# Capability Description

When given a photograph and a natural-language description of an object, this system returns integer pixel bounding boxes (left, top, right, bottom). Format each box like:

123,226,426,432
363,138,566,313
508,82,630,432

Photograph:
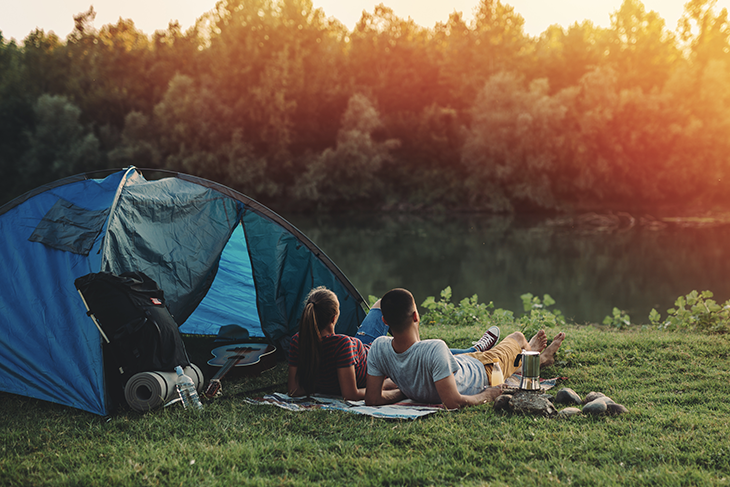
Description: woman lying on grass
287,286,500,401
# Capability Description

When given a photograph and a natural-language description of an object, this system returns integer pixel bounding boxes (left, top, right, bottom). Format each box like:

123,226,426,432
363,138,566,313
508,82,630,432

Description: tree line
1,0,729,213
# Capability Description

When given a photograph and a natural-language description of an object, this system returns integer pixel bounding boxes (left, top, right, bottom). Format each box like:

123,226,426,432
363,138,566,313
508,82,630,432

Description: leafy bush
603,307,632,329
420,286,511,328
419,287,566,341
517,293,566,338
418,286,730,337
650,290,730,334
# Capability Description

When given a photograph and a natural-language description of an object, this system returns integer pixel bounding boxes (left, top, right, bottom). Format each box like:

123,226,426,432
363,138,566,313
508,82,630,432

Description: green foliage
3,0,730,212
420,286,513,329
649,290,730,334
20,94,101,184
603,307,632,329
462,72,571,211
518,292,566,338
293,93,398,205
420,287,566,340
0,35,32,199
607,0,679,92
649,307,662,324
113,75,278,199
107,111,161,168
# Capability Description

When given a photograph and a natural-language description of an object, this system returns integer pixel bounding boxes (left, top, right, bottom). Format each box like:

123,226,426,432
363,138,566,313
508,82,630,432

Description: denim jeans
355,308,388,345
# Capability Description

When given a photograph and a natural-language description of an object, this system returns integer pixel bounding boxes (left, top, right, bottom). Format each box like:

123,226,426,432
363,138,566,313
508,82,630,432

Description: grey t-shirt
367,337,488,404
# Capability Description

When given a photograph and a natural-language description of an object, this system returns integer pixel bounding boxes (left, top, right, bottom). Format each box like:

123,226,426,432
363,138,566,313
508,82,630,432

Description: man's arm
364,373,405,406
434,373,502,409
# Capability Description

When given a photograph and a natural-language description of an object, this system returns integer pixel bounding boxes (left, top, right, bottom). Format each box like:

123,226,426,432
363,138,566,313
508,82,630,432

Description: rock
582,400,608,415
493,387,627,418
606,403,629,415
589,396,615,405
557,407,582,418
493,394,513,412
510,391,557,417
584,391,608,404
555,388,582,405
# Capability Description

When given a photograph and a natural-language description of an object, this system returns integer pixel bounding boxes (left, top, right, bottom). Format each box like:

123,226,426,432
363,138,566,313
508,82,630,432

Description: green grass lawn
1,323,729,486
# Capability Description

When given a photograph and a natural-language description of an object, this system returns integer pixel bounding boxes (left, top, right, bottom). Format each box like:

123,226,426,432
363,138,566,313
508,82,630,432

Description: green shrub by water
2,292,730,486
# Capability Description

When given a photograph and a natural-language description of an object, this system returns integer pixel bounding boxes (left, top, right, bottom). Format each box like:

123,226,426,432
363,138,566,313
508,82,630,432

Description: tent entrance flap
101,177,241,325
181,223,262,337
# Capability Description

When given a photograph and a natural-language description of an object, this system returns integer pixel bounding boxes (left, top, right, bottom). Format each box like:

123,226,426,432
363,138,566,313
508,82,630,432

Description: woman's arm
287,365,307,396
336,365,365,401
292,363,366,400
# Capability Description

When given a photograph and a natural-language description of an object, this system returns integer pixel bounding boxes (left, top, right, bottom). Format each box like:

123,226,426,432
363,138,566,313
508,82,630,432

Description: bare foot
540,332,565,368
528,330,547,352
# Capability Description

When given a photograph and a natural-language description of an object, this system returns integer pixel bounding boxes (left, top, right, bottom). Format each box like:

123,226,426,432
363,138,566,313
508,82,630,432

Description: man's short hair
380,288,415,333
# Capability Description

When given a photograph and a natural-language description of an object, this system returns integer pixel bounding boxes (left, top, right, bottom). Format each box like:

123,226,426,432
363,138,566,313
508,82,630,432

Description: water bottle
491,361,504,386
175,365,203,410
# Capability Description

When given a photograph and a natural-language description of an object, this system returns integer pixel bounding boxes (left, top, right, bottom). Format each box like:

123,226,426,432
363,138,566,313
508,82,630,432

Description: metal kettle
514,350,541,390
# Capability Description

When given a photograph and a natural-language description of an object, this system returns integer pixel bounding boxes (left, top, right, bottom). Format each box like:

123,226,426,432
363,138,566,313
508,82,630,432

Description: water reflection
282,212,730,324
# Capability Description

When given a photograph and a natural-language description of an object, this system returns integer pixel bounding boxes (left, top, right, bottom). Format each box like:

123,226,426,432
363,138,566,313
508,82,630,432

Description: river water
282,211,730,324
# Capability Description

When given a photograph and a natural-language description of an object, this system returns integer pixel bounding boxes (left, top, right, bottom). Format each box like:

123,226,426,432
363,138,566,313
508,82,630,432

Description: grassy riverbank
1,322,728,486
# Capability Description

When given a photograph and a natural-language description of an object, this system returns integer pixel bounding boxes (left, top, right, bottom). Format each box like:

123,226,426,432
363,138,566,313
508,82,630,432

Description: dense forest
1,0,729,213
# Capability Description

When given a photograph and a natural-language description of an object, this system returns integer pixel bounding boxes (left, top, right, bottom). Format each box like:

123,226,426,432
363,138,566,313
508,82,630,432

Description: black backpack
75,271,191,406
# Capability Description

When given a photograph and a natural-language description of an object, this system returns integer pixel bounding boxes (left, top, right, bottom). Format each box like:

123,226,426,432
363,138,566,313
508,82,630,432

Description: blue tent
0,167,367,415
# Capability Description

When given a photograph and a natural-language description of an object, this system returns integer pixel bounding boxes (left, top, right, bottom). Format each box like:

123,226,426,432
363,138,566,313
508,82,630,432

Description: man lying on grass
364,288,565,409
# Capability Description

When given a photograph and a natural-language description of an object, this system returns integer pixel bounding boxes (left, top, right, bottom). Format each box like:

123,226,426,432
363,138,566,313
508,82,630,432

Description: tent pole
99,166,137,272
77,289,110,344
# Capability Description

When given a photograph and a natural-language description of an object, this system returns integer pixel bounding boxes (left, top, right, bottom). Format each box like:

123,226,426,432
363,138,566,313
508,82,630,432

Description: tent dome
0,167,367,415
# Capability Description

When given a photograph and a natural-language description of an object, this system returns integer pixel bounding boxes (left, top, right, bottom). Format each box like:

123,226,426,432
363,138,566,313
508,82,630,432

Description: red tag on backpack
150,297,162,305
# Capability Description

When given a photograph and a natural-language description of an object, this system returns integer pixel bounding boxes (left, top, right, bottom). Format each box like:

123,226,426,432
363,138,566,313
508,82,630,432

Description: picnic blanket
244,374,559,419
244,393,445,419
504,373,558,391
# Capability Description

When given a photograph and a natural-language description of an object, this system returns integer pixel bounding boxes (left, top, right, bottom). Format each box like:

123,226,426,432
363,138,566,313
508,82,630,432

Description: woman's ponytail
296,287,339,394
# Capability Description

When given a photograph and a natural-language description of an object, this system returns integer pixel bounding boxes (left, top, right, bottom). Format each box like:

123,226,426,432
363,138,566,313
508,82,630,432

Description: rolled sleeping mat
124,364,204,412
